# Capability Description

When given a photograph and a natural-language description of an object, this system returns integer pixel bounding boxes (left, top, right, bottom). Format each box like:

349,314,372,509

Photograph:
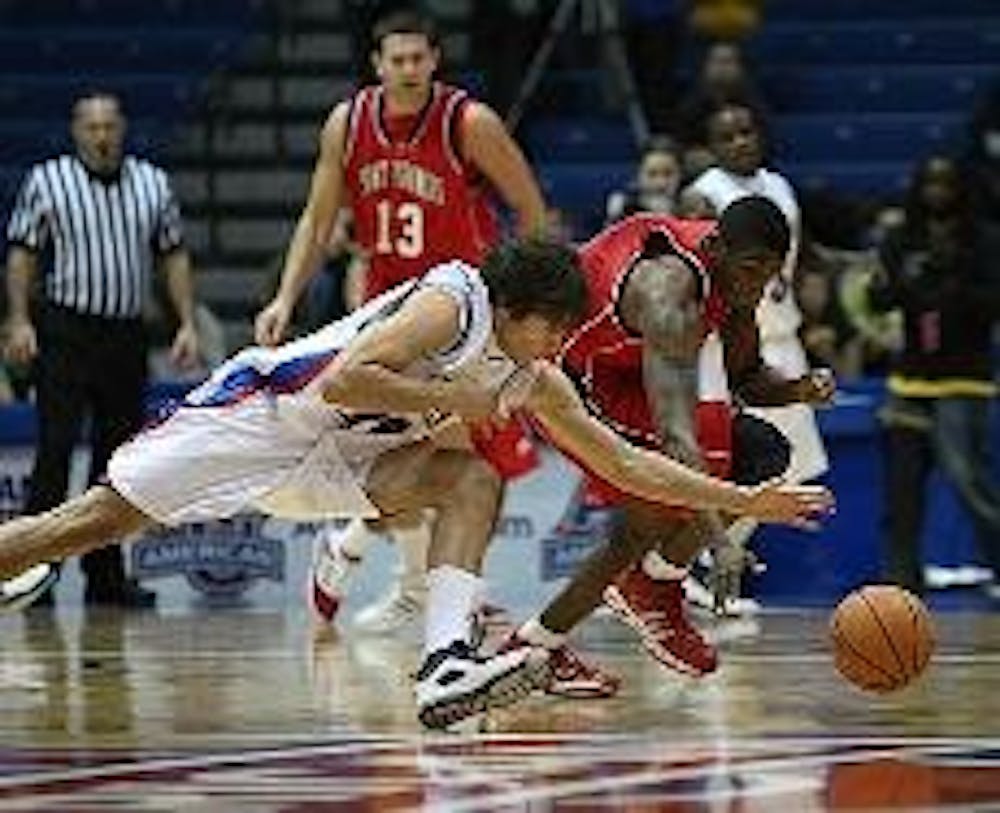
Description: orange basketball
829,585,935,693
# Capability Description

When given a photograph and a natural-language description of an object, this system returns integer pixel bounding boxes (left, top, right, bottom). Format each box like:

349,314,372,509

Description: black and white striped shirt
5,154,184,319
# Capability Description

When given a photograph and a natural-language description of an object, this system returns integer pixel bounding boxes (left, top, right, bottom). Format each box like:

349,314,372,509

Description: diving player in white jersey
680,104,829,615
0,238,832,729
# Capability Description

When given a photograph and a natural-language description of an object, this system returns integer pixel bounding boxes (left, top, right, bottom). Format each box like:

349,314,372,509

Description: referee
3,91,199,607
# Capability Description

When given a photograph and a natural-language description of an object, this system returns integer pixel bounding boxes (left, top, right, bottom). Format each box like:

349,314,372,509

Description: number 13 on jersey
375,200,425,258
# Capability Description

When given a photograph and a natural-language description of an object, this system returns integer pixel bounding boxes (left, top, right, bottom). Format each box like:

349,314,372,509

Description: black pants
28,305,147,596
881,395,1000,593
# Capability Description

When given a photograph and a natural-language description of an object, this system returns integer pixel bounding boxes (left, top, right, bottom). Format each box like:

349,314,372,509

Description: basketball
829,585,935,693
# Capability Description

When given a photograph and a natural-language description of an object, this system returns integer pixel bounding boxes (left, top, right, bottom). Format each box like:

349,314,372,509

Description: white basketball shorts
748,335,829,483
107,395,406,525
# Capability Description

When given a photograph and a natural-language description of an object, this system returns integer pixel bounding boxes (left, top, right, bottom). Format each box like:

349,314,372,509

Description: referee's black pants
28,305,147,599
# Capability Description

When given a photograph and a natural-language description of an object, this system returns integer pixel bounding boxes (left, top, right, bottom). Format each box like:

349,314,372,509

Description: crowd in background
0,0,997,598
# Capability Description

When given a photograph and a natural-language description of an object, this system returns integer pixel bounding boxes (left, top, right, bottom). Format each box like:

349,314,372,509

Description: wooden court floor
0,605,998,811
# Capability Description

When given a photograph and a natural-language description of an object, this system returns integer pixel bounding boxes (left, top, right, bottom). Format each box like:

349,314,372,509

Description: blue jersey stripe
189,348,339,408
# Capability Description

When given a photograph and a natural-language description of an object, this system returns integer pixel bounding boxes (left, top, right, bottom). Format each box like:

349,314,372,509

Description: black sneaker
415,639,550,730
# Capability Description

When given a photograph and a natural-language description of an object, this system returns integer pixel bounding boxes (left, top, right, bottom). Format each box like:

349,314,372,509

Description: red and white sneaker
603,566,718,677
499,633,621,698
307,527,362,625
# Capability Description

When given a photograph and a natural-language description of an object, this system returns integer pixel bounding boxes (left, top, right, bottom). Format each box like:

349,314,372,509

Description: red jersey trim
342,88,367,166
372,83,440,148
442,89,470,175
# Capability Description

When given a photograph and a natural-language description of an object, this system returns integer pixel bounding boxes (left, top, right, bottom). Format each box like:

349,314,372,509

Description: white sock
517,617,566,649
642,551,688,581
393,519,431,595
423,565,483,657
338,518,375,560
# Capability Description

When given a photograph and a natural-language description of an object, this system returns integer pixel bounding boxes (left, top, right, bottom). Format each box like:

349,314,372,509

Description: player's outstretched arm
526,362,833,526
256,102,351,346
318,288,495,421
462,102,547,237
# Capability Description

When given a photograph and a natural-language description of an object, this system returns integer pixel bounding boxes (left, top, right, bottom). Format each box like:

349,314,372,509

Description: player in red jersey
256,9,544,337
500,197,836,685
253,10,548,642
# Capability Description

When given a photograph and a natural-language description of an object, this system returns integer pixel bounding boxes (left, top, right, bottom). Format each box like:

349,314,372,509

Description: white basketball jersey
185,261,525,444
688,167,806,375
689,168,827,479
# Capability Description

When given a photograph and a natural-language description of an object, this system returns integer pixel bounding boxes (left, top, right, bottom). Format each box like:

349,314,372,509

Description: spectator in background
796,266,863,379
2,91,199,607
869,155,1000,598
605,136,682,224
816,243,900,376
671,42,769,179
680,103,829,615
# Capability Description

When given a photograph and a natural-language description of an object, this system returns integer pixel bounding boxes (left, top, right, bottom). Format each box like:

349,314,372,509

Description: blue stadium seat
751,19,1000,66
536,162,631,222
762,65,997,114
0,28,245,73
772,113,965,162
524,118,636,162
1,0,267,26
780,161,911,195
0,122,70,166
0,73,202,118
764,0,1000,20
535,70,608,116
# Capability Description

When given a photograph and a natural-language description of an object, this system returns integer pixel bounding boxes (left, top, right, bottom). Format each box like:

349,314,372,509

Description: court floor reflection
0,606,996,810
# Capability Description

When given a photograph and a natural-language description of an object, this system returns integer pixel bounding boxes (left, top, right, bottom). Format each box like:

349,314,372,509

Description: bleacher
2,0,998,331
0,0,270,259
523,0,1000,230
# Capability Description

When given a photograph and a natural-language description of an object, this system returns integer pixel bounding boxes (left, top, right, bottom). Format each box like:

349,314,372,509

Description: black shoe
415,639,550,730
85,578,157,609
28,585,55,609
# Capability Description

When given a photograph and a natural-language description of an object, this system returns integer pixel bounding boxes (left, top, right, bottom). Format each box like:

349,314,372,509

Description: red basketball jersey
561,213,722,376
343,82,499,297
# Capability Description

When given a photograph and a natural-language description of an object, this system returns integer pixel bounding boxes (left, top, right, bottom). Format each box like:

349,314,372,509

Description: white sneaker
415,640,550,730
353,581,426,634
0,564,58,613
307,529,362,625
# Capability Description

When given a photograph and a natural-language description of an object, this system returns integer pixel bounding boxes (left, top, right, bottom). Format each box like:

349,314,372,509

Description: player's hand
3,317,38,365
169,321,200,370
255,296,294,347
738,481,834,528
800,368,837,405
